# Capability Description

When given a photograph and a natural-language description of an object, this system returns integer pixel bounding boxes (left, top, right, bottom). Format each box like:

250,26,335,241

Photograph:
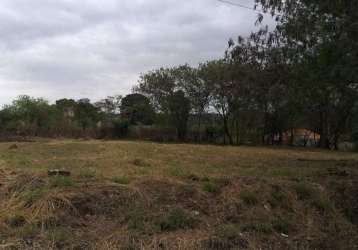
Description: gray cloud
0,0,273,105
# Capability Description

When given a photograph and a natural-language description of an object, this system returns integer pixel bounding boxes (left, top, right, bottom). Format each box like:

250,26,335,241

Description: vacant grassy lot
0,140,357,249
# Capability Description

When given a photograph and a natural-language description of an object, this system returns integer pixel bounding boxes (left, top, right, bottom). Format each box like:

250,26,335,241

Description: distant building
266,128,320,147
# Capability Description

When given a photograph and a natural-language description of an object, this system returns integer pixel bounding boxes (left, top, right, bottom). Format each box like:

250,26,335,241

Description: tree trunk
223,116,233,145
198,112,202,143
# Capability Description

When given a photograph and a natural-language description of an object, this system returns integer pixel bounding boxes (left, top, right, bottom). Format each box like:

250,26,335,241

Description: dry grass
0,140,357,249
0,139,357,180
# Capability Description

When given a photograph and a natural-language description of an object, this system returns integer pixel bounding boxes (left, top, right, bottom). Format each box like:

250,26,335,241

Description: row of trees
0,0,357,149
134,0,358,149
0,94,154,138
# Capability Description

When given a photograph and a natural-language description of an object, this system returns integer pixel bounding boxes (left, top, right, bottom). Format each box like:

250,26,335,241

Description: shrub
157,208,197,231
240,190,258,205
203,182,220,193
113,119,130,138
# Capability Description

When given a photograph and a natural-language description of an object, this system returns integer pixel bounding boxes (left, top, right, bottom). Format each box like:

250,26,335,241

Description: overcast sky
0,0,271,106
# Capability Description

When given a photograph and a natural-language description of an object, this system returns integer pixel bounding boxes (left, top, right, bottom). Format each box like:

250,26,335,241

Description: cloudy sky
0,0,270,106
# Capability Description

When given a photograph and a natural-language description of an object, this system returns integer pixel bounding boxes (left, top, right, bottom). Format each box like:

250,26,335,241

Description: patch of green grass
272,217,292,234
78,168,97,179
46,227,72,244
270,187,287,208
156,208,197,231
22,188,48,205
168,163,185,177
240,190,258,206
112,176,130,185
242,222,273,234
312,196,334,213
127,206,148,232
51,176,74,188
17,223,39,239
203,182,220,193
215,224,241,241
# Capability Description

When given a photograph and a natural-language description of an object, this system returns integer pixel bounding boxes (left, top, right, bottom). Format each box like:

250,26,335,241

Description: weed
243,222,273,234
240,190,258,206
22,189,48,206
127,206,147,231
270,187,287,207
17,223,38,239
272,217,292,234
78,168,97,179
51,176,73,187
312,196,334,213
112,176,130,185
215,224,240,240
168,164,185,177
46,227,72,246
157,208,197,231
203,182,220,193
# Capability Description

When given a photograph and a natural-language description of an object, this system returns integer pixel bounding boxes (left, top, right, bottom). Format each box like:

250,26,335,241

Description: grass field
0,140,357,249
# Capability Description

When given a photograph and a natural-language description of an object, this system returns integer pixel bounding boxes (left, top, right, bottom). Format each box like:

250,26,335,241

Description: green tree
167,90,191,141
121,93,154,125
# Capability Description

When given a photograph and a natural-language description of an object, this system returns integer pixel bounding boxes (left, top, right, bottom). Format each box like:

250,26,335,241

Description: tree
121,93,154,125
174,65,212,142
95,95,122,116
167,90,191,141
76,99,100,131
200,60,234,144
1,95,53,136
136,68,176,113
256,0,358,149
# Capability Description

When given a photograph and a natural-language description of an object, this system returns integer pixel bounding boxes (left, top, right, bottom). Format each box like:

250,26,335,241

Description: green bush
113,119,130,138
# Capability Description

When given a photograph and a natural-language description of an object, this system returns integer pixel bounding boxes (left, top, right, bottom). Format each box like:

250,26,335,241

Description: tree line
0,0,357,149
